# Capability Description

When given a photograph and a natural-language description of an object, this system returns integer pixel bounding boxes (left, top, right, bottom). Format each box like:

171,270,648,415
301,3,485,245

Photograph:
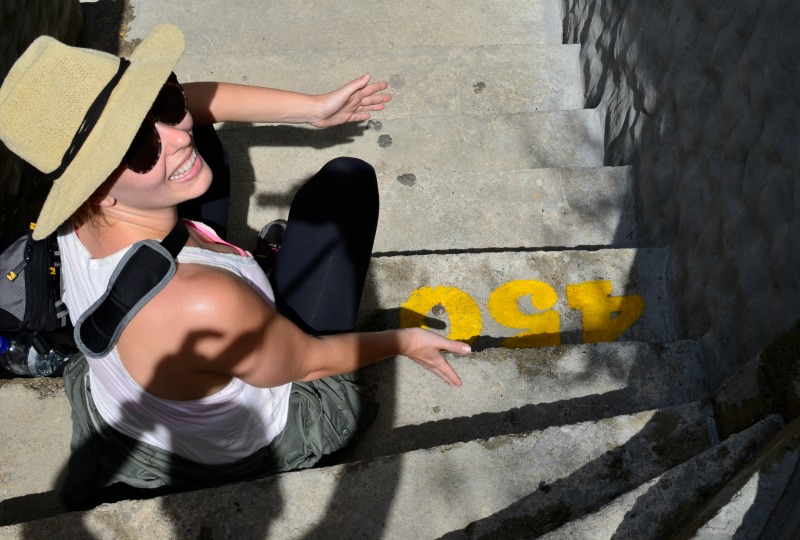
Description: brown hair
70,200,105,228
69,166,120,228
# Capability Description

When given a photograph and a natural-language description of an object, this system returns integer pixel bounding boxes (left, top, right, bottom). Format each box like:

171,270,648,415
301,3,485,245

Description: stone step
686,417,800,539
217,109,605,204
230,165,636,253
0,340,695,517
340,340,708,463
178,44,585,116
534,414,786,540
691,451,799,539
125,0,558,54
358,247,683,347
0,402,718,538
0,379,70,512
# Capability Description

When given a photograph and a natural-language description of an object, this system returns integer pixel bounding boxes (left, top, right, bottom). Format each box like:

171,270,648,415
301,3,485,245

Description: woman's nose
157,120,193,154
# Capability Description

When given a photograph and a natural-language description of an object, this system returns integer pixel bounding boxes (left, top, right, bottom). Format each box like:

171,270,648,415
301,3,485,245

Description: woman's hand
399,327,469,388
310,74,391,128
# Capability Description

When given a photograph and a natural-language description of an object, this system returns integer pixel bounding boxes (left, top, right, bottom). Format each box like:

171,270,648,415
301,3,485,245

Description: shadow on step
439,414,784,540
432,404,713,539
359,306,584,350
327,384,694,467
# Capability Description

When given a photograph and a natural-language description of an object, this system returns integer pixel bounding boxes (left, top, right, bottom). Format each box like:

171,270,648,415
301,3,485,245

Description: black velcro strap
160,218,190,258
74,221,189,358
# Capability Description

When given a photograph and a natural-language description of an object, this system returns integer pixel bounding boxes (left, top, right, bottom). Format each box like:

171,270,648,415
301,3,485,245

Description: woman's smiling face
103,111,214,213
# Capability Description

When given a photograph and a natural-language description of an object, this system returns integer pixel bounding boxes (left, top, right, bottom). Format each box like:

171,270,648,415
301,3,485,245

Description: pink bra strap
184,220,248,257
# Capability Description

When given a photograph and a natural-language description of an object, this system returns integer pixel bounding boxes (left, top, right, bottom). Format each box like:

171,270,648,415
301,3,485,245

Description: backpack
0,220,189,362
0,223,70,334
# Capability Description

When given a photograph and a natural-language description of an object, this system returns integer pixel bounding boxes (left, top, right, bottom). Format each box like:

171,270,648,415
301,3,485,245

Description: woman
0,24,469,507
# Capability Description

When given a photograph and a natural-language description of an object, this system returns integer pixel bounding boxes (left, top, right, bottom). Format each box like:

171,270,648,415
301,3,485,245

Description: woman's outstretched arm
146,264,468,390
183,75,391,127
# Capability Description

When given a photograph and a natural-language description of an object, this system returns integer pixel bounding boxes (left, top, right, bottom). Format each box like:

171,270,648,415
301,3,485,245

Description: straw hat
0,24,185,240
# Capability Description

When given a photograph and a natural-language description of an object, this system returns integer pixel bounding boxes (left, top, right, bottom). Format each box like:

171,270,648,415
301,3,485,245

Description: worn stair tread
687,417,800,539
342,340,708,462
0,340,698,508
217,109,604,198
230,166,636,253
691,452,799,539
1,402,716,539
540,476,659,540
0,381,70,506
359,247,683,346
179,44,585,116
534,414,786,540
126,0,556,53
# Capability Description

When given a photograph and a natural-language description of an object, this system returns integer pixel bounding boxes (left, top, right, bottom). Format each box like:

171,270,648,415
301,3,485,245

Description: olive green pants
62,356,376,509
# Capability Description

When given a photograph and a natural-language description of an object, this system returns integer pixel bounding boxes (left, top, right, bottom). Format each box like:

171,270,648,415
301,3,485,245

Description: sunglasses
121,73,189,174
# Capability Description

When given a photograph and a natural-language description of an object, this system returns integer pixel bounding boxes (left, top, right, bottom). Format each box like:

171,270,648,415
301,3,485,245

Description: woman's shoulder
172,261,260,303
150,262,268,328
121,260,270,357
121,257,273,380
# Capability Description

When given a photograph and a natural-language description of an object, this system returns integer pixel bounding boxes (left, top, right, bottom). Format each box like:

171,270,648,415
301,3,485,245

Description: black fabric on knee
270,157,379,335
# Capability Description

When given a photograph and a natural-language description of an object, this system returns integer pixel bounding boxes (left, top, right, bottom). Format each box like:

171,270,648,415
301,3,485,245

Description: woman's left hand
311,74,391,128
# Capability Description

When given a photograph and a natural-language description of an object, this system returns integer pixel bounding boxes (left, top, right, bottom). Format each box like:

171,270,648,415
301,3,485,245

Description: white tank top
58,221,291,464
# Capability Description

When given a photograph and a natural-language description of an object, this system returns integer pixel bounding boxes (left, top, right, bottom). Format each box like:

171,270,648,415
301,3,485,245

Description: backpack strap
74,220,190,358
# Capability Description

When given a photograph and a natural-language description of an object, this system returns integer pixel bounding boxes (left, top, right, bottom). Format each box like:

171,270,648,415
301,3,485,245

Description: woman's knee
320,157,377,193
322,156,375,179
299,157,378,211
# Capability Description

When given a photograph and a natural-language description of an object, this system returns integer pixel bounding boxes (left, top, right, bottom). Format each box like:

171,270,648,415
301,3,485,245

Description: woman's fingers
434,358,463,388
405,328,469,388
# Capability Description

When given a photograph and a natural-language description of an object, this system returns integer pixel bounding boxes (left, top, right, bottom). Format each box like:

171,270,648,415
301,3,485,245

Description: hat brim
33,24,185,240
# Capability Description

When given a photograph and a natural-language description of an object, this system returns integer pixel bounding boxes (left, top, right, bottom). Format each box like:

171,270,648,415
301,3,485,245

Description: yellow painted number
566,280,645,343
400,286,482,345
488,280,561,348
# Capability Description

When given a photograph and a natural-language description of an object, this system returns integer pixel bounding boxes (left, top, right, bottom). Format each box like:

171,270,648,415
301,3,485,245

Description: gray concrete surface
538,415,786,540
0,403,714,539
539,477,660,540
688,418,800,539
0,381,70,502
178,45,585,116
124,0,556,53
565,0,800,378
231,166,636,253
217,109,604,218
692,452,799,540
346,341,708,462
0,340,701,511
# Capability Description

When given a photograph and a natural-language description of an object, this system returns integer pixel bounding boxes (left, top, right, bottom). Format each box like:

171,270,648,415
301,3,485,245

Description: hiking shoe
254,219,287,274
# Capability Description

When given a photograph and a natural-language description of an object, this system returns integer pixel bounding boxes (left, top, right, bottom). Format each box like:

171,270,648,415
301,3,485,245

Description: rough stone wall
0,0,82,236
563,0,800,386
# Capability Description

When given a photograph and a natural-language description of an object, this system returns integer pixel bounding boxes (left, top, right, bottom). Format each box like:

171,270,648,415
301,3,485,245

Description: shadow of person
216,121,371,248
16,329,286,538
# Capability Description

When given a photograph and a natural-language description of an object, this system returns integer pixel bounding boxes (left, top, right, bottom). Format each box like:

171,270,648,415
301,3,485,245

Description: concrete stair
233,166,636,253
536,415,786,540
344,341,708,462
125,0,564,52
682,417,800,540
0,0,789,537
179,45,586,116
5,403,780,539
